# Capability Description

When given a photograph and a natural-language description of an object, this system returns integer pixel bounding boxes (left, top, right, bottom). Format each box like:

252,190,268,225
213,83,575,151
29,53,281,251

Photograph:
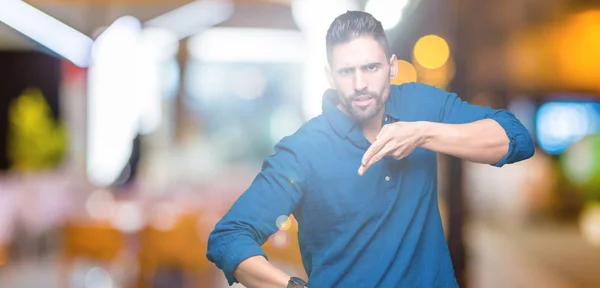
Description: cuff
490,112,534,167
492,130,516,167
216,237,268,286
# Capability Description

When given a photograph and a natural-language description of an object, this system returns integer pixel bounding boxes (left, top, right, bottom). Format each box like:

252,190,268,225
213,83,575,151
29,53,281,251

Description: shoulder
273,114,332,155
392,82,451,103
268,115,332,176
387,82,452,121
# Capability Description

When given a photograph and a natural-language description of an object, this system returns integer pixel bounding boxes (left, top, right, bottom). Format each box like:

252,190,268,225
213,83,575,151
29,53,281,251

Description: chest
299,145,437,224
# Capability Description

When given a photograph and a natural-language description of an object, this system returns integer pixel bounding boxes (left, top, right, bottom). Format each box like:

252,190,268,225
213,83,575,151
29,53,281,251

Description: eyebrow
337,62,383,73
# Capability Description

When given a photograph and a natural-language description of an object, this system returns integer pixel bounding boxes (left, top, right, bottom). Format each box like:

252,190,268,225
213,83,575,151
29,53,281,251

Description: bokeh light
413,56,455,88
561,134,600,200
580,202,600,247
365,0,409,30
505,10,600,93
109,201,144,233
149,202,180,231
85,189,115,221
413,34,450,70
276,215,292,231
536,102,600,155
554,10,600,92
271,230,290,249
84,267,114,288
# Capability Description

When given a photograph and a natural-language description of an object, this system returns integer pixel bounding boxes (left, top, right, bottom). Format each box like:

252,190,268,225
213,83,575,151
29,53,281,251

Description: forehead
330,36,387,68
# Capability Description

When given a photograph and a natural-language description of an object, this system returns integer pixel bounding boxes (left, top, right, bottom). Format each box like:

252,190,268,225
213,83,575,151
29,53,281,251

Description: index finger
362,139,382,167
359,138,390,173
361,127,392,166
359,143,391,175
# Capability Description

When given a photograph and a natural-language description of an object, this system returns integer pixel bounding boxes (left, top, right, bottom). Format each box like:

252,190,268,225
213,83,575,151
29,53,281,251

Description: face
327,36,398,122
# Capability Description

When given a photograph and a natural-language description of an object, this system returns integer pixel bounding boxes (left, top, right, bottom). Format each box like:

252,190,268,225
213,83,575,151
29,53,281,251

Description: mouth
352,96,374,108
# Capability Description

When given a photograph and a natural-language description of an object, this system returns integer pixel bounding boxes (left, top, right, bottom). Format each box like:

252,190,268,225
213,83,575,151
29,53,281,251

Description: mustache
351,91,378,100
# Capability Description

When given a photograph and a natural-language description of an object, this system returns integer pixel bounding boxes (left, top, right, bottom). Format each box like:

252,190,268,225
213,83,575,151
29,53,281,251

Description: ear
389,54,398,79
324,65,335,88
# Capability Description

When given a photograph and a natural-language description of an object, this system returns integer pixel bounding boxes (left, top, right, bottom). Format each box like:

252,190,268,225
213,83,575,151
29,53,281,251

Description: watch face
289,277,307,287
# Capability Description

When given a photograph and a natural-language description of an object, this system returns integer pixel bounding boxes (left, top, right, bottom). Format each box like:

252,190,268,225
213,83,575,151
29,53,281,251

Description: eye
365,64,379,72
338,68,353,75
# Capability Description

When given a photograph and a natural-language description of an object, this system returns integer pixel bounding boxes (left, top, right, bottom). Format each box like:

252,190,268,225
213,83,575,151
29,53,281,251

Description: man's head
325,11,398,122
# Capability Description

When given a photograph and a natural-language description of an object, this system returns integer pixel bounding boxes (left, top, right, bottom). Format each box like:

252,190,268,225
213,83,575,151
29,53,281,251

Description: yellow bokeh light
413,57,456,89
413,34,450,70
391,60,417,85
505,9,600,92
554,10,600,90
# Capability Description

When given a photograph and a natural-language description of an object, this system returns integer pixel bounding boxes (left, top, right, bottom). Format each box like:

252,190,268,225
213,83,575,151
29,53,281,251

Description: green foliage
7,87,67,171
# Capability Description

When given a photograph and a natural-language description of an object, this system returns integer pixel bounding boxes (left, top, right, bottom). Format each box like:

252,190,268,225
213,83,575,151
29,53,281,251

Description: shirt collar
322,89,356,138
322,87,401,139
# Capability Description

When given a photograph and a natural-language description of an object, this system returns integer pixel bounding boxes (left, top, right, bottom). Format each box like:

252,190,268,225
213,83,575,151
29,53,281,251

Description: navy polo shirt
206,82,534,287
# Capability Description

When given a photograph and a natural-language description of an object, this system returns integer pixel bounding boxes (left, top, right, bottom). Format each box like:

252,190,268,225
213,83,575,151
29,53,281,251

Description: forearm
233,256,291,288
419,119,509,164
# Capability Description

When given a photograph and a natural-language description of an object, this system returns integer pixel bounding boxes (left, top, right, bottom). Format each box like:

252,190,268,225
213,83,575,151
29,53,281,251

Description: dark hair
325,10,390,64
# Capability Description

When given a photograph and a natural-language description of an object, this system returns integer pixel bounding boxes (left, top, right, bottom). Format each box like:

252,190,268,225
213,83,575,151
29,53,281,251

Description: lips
352,96,374,108
353,95,371,101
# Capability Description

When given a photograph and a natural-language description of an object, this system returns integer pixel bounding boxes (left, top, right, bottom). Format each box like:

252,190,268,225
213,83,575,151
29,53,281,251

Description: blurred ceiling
0,0,311,49
3,0,597,95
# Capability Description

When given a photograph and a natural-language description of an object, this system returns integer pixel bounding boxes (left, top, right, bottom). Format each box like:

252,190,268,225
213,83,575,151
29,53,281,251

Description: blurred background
0,0,600,287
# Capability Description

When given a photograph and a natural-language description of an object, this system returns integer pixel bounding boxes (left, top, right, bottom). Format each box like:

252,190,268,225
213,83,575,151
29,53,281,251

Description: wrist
286,276,308,287
416,121,435,147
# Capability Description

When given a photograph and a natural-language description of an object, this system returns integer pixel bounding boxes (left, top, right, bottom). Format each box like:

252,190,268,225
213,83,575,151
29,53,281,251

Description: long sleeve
403,83,535,167
437,86,534,166
206,136,307,285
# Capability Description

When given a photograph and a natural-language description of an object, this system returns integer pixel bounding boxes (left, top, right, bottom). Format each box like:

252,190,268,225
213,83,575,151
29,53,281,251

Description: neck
336,104,386,143
361,107,385,143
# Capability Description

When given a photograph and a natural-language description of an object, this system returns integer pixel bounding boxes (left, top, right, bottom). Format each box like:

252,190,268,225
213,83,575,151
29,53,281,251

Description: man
207,11,534,288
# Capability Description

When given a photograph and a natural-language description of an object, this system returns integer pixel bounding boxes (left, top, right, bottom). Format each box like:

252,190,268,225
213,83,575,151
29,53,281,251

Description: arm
359,84,534,173
233,256,290,288
424,85,535,166
419,119,510,165
206,137,307,287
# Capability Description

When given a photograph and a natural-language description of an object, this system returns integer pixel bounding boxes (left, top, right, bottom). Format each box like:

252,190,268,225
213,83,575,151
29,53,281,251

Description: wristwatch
286,276,307,288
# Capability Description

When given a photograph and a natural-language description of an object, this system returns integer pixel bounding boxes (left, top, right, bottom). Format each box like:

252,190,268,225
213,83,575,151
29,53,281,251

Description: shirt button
384,116,389,122
385,176,391,181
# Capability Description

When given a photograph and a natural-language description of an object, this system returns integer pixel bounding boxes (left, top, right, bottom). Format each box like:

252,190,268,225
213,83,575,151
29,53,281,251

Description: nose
353,70,367,92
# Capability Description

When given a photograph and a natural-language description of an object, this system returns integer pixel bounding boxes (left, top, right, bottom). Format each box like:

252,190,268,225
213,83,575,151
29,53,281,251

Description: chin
351,108,378,122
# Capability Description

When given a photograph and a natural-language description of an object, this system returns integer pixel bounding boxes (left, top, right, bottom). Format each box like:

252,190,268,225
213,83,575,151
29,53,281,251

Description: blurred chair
59,221,126,287
137,212,212,288
61,221,125,262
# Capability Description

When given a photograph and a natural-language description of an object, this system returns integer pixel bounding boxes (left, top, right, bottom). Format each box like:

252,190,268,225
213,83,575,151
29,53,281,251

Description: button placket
383,158,394,190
